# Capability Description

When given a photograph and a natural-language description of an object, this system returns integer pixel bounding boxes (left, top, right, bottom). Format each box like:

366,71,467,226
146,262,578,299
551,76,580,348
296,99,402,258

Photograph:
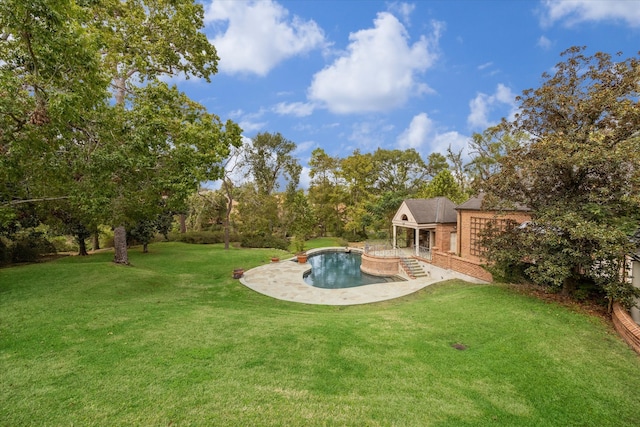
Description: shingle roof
403,197,457,224
455,195,484,211
456,193,530,211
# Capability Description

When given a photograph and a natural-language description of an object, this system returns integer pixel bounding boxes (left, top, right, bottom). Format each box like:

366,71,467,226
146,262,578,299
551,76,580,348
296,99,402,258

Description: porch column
393,225,397,249
415,228,420,256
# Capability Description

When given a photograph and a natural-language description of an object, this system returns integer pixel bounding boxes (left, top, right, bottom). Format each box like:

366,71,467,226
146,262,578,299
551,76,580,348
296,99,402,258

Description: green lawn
1,242,639,426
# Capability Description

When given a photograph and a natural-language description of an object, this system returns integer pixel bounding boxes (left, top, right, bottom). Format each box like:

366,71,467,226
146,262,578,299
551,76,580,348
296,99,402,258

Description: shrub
11,232,56,263
170,231,227,245
99,225,114,249
0,238,10,266
49,236,78,253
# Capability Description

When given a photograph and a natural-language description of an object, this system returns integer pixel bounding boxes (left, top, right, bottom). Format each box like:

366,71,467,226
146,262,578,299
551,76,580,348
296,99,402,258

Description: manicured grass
1,242,639,426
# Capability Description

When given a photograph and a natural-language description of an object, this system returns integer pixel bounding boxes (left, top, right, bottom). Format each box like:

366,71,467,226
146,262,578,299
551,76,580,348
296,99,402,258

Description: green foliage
426,152,449,178
154,210,174,240
0,0,242,264
234,186,281,238
419,169,467,204
244,132,301,196
484,47,640,307
365,191,405,236
0,238,10,266
292,236,306,254
169,230,231,245
283,190,315,240
185,190,227,232
10,231,56,263
127,219,157,251
372,148,427,194
48,236,78,253
98,225,114,249
307,148,345,236
465,125,527,191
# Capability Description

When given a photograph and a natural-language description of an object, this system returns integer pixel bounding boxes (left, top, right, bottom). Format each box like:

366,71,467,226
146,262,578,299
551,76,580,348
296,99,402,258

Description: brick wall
457,210,531,263
434,223,456,252
612,303,640,355
430,250,493,282
361,253,399,276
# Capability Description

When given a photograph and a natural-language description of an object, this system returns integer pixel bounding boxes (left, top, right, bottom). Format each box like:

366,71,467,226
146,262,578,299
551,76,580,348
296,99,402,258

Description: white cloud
397,113,433,150
299,166,312,190
308,13,441,114
467,83,517,130
432,131,470,160
537,35,553,50
477,61,493,70
348,120,393,149
294,140,316,155
388,2,416,25
272,101,315,117
395,114,470,160
233,109,268,134
204,0,326,76
541,0,640,27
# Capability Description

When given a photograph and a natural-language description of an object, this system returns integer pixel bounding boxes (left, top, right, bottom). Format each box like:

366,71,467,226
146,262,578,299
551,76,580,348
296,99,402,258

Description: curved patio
239,247,487,305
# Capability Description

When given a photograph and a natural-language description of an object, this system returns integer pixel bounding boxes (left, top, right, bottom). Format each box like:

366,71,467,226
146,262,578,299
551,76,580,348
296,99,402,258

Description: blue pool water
303,251,398,289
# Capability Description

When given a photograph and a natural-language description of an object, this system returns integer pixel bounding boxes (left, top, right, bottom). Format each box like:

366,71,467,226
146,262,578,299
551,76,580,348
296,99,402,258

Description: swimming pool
303,251,400,289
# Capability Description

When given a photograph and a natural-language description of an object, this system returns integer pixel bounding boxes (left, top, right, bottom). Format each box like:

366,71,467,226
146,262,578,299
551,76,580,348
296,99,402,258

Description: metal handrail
363,242,432,260
418,245,432,261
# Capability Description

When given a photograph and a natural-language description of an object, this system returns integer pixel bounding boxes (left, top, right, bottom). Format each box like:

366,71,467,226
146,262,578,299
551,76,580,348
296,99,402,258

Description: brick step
400,258,428,279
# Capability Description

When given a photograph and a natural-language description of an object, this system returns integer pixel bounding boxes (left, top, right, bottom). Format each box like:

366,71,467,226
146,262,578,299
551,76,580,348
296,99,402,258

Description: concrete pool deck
239,247,488,305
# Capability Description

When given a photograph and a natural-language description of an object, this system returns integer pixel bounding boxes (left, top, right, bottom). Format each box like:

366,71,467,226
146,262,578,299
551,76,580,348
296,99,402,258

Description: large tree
339,150,376,240
484,47,640,309
244,132,301,196
372,148,427,195
236,132,301,240
308,148,344,236
419,169,467,204
0,0,240,265
92,0,222,264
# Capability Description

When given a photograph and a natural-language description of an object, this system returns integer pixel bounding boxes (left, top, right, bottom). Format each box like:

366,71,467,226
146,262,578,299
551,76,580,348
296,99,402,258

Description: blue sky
178,0,640,188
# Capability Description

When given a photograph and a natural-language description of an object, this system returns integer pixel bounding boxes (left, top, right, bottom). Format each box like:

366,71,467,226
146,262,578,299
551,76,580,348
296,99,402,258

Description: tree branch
3,196,71,206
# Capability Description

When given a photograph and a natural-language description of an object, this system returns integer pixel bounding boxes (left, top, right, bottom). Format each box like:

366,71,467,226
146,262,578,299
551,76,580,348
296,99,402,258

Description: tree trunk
92,232,100,251
224,194,233,250
113,225,129,265
562,274,577,296
143,242,148,253
77,234,89,256
179,214,186,233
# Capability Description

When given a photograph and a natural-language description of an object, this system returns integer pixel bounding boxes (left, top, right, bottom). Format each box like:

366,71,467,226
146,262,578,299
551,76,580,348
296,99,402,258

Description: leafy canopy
484,46,640,308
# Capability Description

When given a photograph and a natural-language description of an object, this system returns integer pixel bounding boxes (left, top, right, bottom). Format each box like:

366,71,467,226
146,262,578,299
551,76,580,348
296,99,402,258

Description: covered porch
389,197,458,261
392,224,434,260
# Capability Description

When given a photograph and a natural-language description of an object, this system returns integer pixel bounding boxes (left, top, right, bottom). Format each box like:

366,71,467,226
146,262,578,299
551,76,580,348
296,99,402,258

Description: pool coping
239,247,487,305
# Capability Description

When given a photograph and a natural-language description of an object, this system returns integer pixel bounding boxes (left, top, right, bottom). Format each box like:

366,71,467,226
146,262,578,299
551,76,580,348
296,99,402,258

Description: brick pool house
361,194,531,282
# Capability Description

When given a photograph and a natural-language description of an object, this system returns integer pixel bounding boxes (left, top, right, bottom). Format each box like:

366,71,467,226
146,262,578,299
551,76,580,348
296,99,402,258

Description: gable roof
401,197,457,224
